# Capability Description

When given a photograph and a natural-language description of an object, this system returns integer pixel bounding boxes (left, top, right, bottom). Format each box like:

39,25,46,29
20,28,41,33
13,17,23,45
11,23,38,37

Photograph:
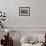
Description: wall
0,0,32,27
32,0,46,27
0,0,46,27
0,0,46,46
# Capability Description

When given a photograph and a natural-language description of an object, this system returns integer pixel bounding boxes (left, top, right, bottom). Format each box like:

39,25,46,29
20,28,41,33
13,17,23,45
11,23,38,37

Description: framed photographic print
19,7,30,16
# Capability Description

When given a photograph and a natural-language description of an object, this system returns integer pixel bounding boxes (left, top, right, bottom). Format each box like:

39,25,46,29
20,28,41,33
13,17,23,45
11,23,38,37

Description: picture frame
19,7,30,16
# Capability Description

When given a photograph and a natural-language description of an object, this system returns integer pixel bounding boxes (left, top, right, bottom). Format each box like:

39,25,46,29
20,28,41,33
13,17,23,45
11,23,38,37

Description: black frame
19,7,30,16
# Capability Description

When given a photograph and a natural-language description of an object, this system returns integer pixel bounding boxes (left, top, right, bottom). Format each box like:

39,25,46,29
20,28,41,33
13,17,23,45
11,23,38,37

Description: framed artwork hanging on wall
19,7,30,16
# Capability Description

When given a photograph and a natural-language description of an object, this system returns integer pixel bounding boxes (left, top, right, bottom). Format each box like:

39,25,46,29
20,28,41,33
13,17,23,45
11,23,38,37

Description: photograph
19,7,30,16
